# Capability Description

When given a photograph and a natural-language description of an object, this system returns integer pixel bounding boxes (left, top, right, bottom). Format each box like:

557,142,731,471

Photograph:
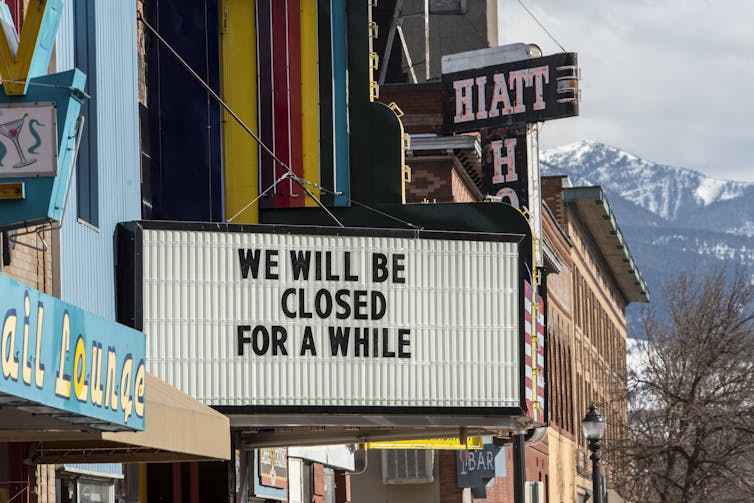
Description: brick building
352,78,647,503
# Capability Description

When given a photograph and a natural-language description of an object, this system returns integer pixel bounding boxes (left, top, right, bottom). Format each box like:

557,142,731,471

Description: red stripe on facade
172,464,182,503
6,0,21,32
190,463,199,503
287,0,304,206
257,0,275,208
272,0,291,208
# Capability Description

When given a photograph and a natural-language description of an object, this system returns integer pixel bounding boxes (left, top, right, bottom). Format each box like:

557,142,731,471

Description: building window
74,0,98,227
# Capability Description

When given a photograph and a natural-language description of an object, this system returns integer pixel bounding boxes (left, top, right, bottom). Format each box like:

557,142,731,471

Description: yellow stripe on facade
300,0,320,205
139,463,147,502
221,0,259,223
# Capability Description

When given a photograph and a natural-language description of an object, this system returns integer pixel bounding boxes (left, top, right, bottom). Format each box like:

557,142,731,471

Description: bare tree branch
609,263,754,502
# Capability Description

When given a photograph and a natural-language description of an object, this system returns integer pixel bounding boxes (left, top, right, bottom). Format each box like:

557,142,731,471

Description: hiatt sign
442,52,579,133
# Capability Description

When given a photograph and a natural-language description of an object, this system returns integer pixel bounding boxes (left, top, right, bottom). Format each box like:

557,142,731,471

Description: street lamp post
582,403,606,503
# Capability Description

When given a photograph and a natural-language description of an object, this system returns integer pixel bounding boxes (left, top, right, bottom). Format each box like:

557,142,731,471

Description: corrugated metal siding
57,0,141,319
142,229,520,408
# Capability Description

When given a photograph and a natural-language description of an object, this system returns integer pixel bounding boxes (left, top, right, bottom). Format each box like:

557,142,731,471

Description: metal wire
227,172,290,222
0,79,91,99
136,10,291,175
138,9,421,232
514,0,567,52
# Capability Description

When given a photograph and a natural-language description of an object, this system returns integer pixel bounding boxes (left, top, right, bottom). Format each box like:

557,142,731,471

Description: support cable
136,10,291,175
0,80,91,99
513,0,567,52
138,9,421,233
291,175,422,231
289,176,345,228
227,172,291,223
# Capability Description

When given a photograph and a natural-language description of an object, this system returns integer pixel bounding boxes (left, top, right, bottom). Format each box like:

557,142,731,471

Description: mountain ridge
541,140,754,335
541,140,754,236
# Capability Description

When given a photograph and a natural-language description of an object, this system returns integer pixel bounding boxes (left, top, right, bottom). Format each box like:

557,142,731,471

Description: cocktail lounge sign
0,274,147,430
0,0,86,231
442,52,579,133
0,103,57,177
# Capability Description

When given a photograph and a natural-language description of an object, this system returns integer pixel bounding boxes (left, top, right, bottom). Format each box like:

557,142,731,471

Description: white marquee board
138,226,522,412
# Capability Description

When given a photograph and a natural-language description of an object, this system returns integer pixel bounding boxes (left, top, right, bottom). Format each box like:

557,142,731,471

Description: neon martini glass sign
0,113,36,168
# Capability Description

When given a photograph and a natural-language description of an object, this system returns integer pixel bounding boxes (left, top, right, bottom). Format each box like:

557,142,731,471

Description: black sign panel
482,126,528,209
457,445,500,488
442,52,579,133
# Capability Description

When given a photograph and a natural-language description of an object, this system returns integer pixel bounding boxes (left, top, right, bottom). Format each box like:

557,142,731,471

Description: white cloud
499,0,754,181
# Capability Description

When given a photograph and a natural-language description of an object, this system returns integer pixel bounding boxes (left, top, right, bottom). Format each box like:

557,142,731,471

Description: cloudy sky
498,0,754,181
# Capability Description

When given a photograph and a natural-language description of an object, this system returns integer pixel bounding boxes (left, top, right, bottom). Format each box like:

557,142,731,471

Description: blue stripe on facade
332,0,350,206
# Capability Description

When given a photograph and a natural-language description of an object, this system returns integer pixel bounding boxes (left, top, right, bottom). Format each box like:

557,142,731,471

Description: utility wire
289,176,345,228
138,9,421,233
0,79,91,99
295,176,422,230
137,10,290,175
514,0,566,52
227,172,290,222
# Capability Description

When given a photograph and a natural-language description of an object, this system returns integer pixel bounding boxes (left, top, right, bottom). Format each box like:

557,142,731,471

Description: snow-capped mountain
542,141,754,237
541,141,754,336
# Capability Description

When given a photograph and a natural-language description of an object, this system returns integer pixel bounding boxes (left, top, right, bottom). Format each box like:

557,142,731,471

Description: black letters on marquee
236,249,412,359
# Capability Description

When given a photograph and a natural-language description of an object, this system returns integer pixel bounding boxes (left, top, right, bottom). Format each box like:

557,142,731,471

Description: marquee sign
122,222,525,416
0,274,146,431
442,52,579,133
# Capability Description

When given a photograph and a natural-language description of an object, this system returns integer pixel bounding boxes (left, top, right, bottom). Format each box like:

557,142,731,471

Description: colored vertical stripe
345,0,372,204
172,464,182,503
222,0,259,223
300,0,320,205
332,0,350,206
317,0,334,207
524,281,546,424
190,463,200,503
139,464,148,502
272,0,291,208
287,0,304,207
257,0,275,209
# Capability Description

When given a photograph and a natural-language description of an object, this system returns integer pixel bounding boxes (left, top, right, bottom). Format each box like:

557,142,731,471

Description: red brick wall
313,463,325,503
451,168,477,203
336,471,350,503
2,228,55,294
541,177,567,228
379,85,444,134
438,451,462,503
405,160,454,203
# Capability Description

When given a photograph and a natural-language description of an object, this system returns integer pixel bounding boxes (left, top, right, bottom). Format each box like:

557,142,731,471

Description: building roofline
563,186,650,304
